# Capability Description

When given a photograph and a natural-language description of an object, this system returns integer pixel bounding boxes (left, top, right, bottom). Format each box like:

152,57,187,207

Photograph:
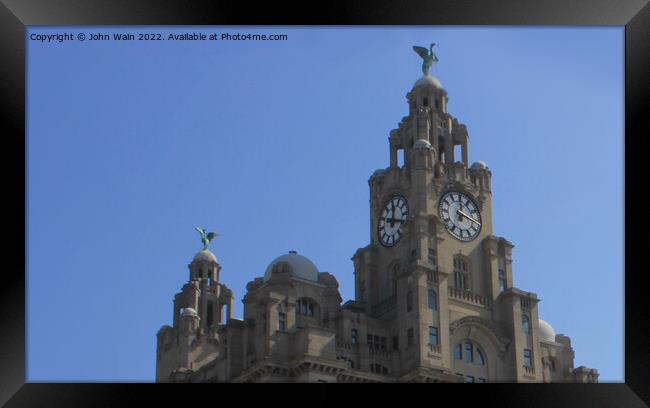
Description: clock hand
457,209,481,226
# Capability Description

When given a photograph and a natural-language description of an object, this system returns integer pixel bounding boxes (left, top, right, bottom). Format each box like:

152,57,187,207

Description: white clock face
378,195,409,247
438,191,482,241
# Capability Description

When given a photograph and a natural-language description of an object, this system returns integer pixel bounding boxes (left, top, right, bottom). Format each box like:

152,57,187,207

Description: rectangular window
380,337,387,350
454,344,462,360
524,349,532,368
351,329,358,344
206,300,214,327
454,271,462,289
466,376,475,383
367,334,373,345
360,280,366,302
406,290,413,312
478,378,487,383
428,326,438,345
392,336,399,351
498,269,506,292
428,248,436,263
428,289,437,310
278,312,286,332
407,328,414,347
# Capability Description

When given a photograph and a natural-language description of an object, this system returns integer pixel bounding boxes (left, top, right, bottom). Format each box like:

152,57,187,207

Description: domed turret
471,161,488,170
412,75,444,90
193,248,217,263
263,250,320,282
539,319,557,343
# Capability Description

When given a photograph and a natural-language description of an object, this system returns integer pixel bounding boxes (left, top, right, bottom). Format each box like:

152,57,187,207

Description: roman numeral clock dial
438,191,482,241
377,195,409,247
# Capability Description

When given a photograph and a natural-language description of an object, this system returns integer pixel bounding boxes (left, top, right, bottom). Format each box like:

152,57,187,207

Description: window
522,314,530,334
435,98,440,110
351,329,358,344
429,326,439,345
407,328,414,347
360,280,366,302
454,344,462,360
478,377,487,383
523,349,532,368
428,248,436,264
464,342,473,362
454,271,468,290
296,298,315,316
476,349,485,365
411,249,417,259
428,289,437,311
278,312,286,332
206,300,214,327
406,290,413,312
455,341,486,366
392,336,399,351
262,312,267,331
498,269,506,292
367,333,387,350
338,356,355,369
423,97,429,107
466,375,475,383
370,364,388,375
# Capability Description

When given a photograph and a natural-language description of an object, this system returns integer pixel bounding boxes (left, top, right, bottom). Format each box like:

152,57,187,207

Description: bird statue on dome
412,43,439,77
195,227,218,250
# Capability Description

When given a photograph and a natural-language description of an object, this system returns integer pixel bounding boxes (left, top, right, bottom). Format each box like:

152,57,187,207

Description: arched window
522,314,530,334
476,349,485,365
454,340,487,366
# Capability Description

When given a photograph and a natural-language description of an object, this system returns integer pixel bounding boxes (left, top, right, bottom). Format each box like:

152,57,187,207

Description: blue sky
27,27,623,381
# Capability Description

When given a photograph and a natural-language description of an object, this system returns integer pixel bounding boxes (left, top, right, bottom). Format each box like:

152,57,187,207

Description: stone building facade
155,59,599,383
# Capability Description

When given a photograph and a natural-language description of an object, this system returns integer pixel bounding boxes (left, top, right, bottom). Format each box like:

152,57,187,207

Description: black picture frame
1,0,647,406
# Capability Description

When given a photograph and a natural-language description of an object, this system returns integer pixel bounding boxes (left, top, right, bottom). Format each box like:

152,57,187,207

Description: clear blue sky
27,27,623,381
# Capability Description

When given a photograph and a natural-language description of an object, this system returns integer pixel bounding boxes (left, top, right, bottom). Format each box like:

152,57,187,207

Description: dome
193,249,217,263
539,319,556,343
413,139,432,150
413,75,443,90
470,161,488,170
180,307,198,317
263,251,319,282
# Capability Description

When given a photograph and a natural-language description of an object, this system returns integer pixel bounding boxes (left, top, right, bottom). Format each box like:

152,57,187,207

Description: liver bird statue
412,43,439,76
195,227,218,250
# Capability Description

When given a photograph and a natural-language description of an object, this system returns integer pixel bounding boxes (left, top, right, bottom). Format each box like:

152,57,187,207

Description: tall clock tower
351,50,540,381
157,45,598,383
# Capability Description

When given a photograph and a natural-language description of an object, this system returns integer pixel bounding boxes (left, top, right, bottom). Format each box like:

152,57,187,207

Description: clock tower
351,50,541,381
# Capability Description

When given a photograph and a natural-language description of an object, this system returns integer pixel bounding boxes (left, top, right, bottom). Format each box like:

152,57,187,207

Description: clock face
378,195,409,247
438,191,482,241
